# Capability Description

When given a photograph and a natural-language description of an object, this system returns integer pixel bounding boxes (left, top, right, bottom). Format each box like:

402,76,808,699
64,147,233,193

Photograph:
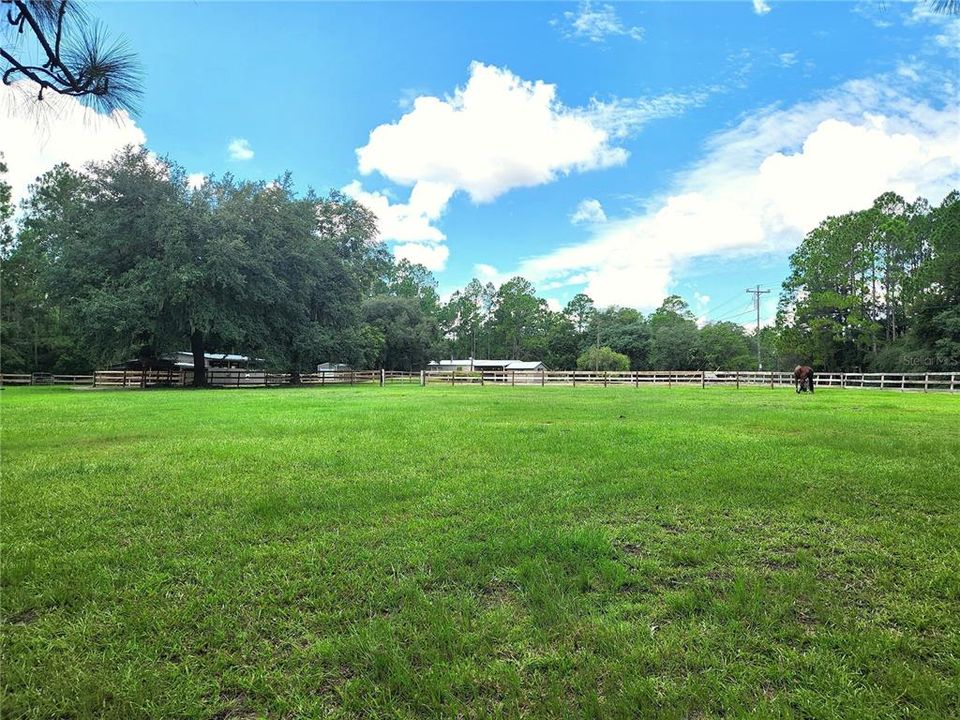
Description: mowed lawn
2,385,959,719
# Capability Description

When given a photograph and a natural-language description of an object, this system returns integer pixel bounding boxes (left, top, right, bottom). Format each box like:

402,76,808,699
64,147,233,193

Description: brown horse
794,365,815,393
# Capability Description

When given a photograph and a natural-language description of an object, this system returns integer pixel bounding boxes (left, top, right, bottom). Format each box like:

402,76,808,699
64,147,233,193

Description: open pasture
2,385,959,719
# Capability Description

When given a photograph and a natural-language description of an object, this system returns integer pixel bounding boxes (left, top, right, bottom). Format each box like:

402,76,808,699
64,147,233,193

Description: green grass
2,385,959,719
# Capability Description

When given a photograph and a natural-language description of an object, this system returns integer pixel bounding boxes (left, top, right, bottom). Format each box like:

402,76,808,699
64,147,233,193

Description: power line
703,291,750,317
746,284,771,370
701,279,782,322
712,307,756,323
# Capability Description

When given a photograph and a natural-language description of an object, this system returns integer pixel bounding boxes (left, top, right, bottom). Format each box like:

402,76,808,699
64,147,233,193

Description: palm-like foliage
930,0,960,14
1,0,141,114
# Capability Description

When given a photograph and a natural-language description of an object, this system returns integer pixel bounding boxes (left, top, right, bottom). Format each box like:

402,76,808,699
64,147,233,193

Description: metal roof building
427,359,547,372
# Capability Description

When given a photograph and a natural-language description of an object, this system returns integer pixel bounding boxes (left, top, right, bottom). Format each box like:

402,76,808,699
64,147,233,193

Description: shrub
576,346,630,371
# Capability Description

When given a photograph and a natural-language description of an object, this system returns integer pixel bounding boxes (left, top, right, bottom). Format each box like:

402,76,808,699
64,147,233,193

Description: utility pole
746,284,770,370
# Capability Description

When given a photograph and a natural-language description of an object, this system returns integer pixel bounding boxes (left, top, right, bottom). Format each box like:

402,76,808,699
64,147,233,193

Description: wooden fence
1,369,955,392
88,369,387,388
424,369,959,392
0,372,96,386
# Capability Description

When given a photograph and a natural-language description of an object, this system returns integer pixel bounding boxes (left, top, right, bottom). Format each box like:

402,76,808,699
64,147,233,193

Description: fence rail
423,369,958,392
1,369,956,392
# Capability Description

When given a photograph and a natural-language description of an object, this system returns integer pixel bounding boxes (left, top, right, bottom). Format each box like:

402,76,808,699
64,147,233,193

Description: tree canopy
1,147,957,377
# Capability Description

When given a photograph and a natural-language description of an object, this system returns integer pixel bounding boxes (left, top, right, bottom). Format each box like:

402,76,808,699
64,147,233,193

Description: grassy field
2,384,959,719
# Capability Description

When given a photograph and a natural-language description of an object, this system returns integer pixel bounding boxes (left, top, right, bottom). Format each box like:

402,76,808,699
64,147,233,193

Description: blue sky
4,1,959,325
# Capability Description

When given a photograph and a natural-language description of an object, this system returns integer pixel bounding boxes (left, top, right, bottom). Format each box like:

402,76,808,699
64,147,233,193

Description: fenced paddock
0,368,955,391
3,381,959,719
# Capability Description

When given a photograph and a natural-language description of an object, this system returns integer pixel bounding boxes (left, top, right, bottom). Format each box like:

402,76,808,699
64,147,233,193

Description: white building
427,359,547,372
171,352,253,369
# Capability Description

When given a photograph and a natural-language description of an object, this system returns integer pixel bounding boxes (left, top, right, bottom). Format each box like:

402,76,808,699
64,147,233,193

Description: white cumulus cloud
228,138,254,161
356,62,627,204
352,61,632,268
392,242,450,271
342,180,453,243
187,173,206,190
516,76,960,309
0,80,147,206
474,263,501,281
571,198,607,224
753,0,771,16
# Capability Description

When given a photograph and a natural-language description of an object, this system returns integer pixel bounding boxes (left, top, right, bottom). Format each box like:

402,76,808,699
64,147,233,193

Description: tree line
777,191,959,372
1,148,957,383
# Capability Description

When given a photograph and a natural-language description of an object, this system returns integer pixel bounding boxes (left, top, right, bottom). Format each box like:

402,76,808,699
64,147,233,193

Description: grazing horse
794,365,815,393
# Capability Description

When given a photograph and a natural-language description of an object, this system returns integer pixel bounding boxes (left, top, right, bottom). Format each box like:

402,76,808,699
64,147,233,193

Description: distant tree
775,193,941,371
648,295,701,370
7,147,385,383
362,295,437,370
380,259,441,315
0,154,11,247
274,184,383,381
489,277,548,359
563,293,595,335
649,295,696,328
544,312,579,369
909,192,960,368
699,321,751,369
1,160,90,372
2,0,141,114
436,278,482,359
577,345,629,371
589,306,650,369
649,322,701,370
36,149,212,377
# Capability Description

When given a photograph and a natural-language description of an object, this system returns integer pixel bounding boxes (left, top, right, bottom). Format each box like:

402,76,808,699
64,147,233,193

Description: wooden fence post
770,372,774,390
541,369,545,387
420,370,426,386
351,371,355,386
736,371,740,389
480,371,485,387
451,369,456,386
122,369,127,388
951,372,956,393
900,374,905,392
668,373,672,389
380,369,385,387
701,371,706,389
573,371,576,388
634,371,638,389
604,371,608,388
924,373,929,393
512,370,516,387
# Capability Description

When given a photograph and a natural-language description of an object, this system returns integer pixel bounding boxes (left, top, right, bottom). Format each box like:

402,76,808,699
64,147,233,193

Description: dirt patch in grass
479,578,516,605
4,608,39,625
211,690,257,720
618,541,645,556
